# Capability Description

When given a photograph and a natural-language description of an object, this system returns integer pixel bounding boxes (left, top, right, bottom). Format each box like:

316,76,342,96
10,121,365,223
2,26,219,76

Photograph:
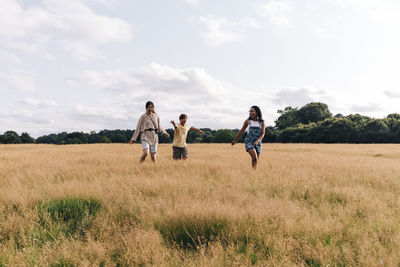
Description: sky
1,0,400,137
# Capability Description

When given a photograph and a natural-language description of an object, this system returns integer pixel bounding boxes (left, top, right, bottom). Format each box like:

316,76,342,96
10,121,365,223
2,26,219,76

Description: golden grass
1,143,400,266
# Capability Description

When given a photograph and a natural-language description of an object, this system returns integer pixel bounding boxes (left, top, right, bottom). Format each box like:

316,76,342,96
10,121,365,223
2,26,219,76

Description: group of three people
129,101,265,168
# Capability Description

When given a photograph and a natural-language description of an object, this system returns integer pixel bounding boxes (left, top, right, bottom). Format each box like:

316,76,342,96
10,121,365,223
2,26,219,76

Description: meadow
0,143,399,266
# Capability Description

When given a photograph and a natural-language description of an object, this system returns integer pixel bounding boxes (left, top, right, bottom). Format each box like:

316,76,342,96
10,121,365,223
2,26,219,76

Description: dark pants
172,146,189,159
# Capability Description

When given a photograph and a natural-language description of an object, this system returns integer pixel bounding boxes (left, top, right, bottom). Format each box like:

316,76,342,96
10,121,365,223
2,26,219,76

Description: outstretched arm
231,119,249,146
254,122,265,146
170,120,177,129
158,116,170,138
189,126,204,135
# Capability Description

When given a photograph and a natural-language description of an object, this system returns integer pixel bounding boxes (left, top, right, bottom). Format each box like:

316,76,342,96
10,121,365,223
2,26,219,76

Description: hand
231,140,236,146
129,139,134,145
165,133,170,138
199,130,205,135
170,120,175,124
253,140,259,146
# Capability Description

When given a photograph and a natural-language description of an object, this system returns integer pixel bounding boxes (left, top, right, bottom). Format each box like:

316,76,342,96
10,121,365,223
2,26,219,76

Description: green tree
297,102,332,124
20,132,35,143
2,131,21,144
67,132,88,144
200,128,215,143
327,118,355,143
67,137,83,144
359,119,389,143
385,115,400,142
346,114,371,129
110,133,127,143
262,126,277,143
214,129,235,143
36,134,59,144
387,113,400,120
99,136,111,143
275,106,299,130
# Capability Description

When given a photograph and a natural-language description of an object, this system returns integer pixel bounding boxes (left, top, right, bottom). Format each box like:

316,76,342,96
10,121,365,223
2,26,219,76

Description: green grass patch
50,257,76,267
37,197,101,239
155,215,228,250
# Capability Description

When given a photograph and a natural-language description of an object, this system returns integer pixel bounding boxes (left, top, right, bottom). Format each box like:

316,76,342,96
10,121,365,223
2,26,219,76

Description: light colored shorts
141,141,157,153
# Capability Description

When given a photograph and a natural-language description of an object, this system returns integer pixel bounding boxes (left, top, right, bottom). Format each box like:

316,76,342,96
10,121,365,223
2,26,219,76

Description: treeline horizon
1,102,400,144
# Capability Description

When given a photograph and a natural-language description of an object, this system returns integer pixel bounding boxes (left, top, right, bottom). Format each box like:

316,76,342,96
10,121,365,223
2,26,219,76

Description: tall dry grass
0,143,400,266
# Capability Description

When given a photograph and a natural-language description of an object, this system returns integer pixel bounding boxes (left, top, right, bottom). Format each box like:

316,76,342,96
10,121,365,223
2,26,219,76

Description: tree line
1,102,400,144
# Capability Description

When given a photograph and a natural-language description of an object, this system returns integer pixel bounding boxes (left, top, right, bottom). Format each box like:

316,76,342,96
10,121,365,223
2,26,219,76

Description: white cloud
74,104,128,120
183,0,199,5
255,0,293,27
0,109,55,125
331,0,380,8
351,103,382,112
198,16,259,47
0,70,37,92
0,0,132,61
90,0,120,7
272,87,330,107
22,98,57,107
383,90,400,98
331,0,400,26
68,63,261,129
0,50,22,65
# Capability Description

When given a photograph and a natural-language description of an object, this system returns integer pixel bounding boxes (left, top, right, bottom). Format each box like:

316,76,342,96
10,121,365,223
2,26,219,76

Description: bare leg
140,149,149,163
248,149,258,169
150,153,157,163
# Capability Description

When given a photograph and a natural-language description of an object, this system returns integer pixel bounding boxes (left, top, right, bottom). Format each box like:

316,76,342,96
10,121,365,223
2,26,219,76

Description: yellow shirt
172,124,191,148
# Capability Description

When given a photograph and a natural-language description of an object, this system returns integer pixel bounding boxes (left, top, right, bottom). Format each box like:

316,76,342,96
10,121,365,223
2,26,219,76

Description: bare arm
254,121,265,146
170,120,177,129
130,116,143,144
189,126,204,135
231,119,249,146
157,116,170,138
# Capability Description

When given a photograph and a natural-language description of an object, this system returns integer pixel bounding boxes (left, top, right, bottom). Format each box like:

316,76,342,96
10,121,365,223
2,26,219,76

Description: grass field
1,143,400,266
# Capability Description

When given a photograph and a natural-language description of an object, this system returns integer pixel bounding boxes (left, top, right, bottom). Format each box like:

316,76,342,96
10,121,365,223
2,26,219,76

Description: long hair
145,101,155,113
249,105,264,122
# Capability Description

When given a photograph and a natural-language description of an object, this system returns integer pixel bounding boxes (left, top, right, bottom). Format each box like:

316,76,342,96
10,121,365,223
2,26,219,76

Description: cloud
255,0,293,27
22,98,57,107
0,70,37,92
0,109,55,125
351,103,383,112
0,0,132,61
183,0,199,5
0,50,22,65
69,62,237,101
74,104,128,121
331,0,400,25
272,87,329,107
383,90,400,98
68,63,260,129
198,16,259,47
331,0,380,8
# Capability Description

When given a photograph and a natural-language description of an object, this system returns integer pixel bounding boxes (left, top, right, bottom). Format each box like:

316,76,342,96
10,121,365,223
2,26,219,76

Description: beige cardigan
131,113,167,145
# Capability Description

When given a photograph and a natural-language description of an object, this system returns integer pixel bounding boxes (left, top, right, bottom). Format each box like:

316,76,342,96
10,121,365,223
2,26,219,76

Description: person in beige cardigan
129,101,170,163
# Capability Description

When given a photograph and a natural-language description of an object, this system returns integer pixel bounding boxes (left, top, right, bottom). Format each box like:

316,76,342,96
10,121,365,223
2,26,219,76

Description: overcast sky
1,0,400,137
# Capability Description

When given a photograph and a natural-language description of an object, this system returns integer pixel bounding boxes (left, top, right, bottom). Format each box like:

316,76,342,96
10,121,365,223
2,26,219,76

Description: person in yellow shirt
170,114,204,160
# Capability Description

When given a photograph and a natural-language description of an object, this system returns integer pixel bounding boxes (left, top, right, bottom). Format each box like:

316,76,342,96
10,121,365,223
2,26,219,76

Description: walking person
129,101,170,163
170,114,204,160
231,106,265,169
